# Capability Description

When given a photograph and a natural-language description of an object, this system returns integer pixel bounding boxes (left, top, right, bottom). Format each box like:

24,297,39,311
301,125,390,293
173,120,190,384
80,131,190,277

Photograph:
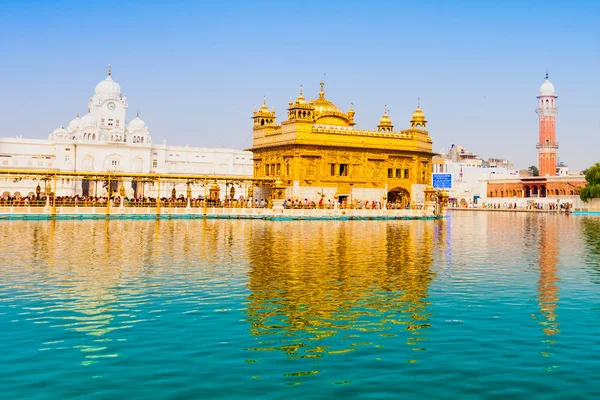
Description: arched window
83,155,94,171
133,157,143,173
261,119,264,126
546,99,549,108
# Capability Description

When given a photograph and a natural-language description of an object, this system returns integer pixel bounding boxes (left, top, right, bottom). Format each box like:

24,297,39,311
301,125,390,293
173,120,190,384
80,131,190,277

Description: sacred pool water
0,213,599,399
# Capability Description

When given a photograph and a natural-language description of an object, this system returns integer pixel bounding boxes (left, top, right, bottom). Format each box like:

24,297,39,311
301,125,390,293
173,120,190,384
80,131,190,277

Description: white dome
539,79,555,96
128,115,146,132
67,115,81,131
80,113,97,128
51,127,69,140
95,74,121,99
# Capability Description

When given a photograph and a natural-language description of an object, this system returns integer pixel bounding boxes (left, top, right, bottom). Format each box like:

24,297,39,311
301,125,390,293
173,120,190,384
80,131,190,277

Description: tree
580,162,600,202
528,165,539,177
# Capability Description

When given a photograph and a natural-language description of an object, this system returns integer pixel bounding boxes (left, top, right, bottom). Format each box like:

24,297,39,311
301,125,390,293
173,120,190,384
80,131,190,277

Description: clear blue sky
1,0,598,170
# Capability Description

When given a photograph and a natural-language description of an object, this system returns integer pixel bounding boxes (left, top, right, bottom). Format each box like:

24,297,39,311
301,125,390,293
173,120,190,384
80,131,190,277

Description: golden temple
249,82,435,206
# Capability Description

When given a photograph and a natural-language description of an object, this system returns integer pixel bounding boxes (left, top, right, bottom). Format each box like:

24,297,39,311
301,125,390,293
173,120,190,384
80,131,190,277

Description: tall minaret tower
536,72,558,177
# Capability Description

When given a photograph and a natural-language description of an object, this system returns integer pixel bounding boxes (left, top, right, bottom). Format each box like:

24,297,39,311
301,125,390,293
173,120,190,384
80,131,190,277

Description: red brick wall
486,182,524,198
487,179,587,198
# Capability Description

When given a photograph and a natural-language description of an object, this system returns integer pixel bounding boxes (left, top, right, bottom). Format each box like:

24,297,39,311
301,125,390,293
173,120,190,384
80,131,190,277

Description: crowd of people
0,194,416,210
451,201,572,211
282,198,413,210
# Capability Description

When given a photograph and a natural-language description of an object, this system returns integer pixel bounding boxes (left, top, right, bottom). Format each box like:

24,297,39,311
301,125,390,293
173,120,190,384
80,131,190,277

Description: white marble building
432,157,518,205
0,67,253,198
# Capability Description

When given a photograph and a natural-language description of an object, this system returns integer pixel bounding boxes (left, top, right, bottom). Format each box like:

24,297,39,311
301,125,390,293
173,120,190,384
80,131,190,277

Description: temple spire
108,64,112,76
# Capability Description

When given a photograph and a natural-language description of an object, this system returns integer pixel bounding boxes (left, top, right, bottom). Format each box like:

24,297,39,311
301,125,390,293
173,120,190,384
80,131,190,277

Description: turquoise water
0,213,599,399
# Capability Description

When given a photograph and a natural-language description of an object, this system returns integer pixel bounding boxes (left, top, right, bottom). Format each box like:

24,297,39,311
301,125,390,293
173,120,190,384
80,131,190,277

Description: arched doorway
532,186,539,197
541,186,547,198
524,185,531,198
387,187,410,208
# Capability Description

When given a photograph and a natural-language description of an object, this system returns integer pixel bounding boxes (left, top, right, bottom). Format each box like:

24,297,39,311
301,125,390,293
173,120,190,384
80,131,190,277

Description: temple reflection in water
244,220,442,359
1,214,592,374
536,216,560,338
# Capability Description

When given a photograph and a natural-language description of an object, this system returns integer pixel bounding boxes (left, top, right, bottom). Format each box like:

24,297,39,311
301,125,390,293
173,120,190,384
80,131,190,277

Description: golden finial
319,81,325,98
299,85,303,96
108,64,112,76
384,104,388,115
417,97,421,108
263,96,267,105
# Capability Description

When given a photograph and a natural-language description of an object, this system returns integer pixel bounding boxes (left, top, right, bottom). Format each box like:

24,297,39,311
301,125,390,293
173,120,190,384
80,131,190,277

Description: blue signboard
432,173,452,189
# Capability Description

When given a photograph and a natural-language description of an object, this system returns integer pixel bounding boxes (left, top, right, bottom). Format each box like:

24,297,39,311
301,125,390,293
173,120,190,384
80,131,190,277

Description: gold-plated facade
249,83,435,205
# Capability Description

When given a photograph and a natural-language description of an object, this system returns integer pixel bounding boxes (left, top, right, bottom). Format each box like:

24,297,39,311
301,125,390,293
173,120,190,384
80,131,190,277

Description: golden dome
412,107,425,121
377,106,394,132
295,85,307,105
254,96,274,117
311,82,342,115
379,106,392,126
347,103,355,120
411,98,426,122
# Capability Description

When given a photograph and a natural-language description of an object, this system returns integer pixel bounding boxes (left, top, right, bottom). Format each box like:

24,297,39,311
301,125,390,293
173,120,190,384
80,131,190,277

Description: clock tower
536,72,558,177
86,65,128,141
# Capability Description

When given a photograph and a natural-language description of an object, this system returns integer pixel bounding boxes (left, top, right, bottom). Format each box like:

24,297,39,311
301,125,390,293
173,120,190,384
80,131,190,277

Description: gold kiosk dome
294,86,307,105
410,99,427,128
377,106,394,132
